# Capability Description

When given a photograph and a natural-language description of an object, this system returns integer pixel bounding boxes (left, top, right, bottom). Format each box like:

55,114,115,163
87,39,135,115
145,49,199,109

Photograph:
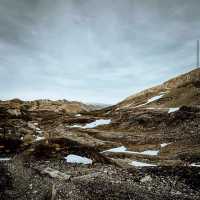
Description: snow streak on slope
130,160,157,167
133,93,165,108
67,119,111,129
168,108,179,113
102,146,159,156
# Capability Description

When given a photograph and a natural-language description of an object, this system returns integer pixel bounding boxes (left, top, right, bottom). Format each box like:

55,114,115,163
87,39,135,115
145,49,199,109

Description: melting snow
67,119,111,129
0,158,11,161
64,154,92,164
35,136,45,141
75,114,82,117
130,161,157,167
69,124,83,128
102,146,127,153
161,143,172,148
168,108,179,113
103,146,159,156
191,163,200,167
140,150,159,156
83,119,111,128
134,93,165,108
147,94,165,103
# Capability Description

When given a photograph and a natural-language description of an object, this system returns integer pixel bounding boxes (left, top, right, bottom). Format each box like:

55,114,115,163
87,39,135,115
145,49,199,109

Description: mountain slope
115,68,200,111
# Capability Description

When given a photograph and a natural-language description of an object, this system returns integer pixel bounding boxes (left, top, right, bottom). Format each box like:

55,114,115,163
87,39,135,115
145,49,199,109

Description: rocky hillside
114,68,200,111
0,98,96,114
0,68,200,199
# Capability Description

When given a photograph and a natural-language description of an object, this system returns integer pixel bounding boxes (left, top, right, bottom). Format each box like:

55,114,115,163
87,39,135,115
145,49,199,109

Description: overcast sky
0,0,199,104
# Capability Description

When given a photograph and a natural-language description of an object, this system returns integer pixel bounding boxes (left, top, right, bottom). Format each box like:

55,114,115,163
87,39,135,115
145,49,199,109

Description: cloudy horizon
0,0,199,104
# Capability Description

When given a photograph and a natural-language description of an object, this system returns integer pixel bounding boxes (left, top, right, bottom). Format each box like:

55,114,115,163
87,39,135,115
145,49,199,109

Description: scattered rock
140,175,152,183
42,167,71,180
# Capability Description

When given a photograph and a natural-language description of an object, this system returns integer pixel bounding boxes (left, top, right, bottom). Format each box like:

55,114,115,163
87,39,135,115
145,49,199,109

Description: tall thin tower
197,40,199,68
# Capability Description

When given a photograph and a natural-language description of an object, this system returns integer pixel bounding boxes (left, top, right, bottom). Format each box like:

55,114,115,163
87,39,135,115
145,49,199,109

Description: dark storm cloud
0,0,200,103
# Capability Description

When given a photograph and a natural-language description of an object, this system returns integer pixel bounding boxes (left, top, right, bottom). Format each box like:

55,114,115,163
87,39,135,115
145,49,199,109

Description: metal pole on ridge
197,40,199,68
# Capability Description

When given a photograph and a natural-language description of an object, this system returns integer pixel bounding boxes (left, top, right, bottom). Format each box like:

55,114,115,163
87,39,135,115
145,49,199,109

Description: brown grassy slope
115,68,200,110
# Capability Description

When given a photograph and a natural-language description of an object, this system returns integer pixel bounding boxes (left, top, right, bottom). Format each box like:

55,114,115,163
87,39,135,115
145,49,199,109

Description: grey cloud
0,0,200,103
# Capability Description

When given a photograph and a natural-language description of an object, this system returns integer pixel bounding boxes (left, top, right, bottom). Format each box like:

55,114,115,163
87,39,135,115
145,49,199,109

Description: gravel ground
0,159,200,200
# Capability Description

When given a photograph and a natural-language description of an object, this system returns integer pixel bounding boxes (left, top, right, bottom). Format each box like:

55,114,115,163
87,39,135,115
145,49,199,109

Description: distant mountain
86,103,111,110
0,99,94,114
113,68,200,111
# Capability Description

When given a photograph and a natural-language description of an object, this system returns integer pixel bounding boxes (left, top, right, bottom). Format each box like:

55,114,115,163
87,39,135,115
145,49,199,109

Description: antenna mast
197,40,199,68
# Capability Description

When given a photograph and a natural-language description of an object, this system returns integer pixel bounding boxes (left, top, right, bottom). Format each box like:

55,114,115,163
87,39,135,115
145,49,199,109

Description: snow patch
35,136,45,141
168,108,179,113
103,146,159,156
191,163,200,167
67,119,111,129
134,93,165,108
161,143,172,148
147,94,165,103
83,119,111,128
140,150,159,156
130,160,157,167
69,124,83,128
0,158,11,161
64,154,92,164
102,146,127,153
75,114,82,117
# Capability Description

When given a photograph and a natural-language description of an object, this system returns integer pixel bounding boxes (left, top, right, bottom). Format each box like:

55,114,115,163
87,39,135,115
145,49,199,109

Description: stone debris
41,167,71,180
140,175,152,183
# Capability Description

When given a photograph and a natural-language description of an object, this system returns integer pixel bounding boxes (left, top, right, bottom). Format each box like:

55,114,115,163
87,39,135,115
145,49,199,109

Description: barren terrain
0,69,200,199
